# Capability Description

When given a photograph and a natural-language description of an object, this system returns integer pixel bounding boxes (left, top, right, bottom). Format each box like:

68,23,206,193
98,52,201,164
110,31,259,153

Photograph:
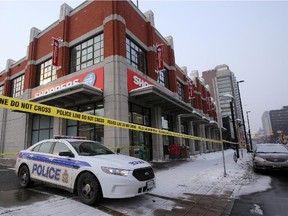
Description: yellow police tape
0,95,239,153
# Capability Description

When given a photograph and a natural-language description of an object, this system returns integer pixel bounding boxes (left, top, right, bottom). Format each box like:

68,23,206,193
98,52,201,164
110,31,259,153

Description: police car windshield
70,141,115,156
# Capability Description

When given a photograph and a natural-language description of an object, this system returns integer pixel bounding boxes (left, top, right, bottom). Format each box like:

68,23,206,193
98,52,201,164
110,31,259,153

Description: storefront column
151,106,163,161
188,121,195,155
207,127,212,152
104,56,130,155
199,124,206,154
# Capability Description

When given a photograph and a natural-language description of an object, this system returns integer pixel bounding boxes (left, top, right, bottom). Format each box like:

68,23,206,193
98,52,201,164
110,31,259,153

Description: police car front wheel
18,165,33,187
77,172,102,205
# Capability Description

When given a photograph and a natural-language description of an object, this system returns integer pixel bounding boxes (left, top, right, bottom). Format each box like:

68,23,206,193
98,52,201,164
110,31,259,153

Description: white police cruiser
15,136,155,205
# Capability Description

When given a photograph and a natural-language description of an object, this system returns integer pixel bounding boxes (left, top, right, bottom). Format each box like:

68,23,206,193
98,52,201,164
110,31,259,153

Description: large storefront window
181,121,189,146
31,115,53,145
11,75,24,97
70,33,104,73
129,103,151,161
37,59,57,86
67,102,104,143
126,37,147,74
162,114,173,156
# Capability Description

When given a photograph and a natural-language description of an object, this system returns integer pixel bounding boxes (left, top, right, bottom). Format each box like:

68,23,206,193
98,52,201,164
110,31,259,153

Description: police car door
51,141,75,189
30,141,60,183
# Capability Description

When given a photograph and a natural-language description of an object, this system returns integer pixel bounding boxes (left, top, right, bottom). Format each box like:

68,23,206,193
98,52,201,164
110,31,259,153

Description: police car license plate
146,180,154,190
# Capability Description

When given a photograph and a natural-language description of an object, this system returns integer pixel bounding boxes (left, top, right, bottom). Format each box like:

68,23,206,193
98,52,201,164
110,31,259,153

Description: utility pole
237,80,248,151
246,111,253,151
230,100,239,158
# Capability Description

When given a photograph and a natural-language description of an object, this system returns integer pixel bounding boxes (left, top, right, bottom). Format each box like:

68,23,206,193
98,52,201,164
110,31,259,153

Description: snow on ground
152,149,271,199
0,149,272,215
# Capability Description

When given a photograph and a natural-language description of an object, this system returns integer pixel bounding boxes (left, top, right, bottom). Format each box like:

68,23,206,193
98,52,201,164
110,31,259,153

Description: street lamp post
246,111,253,151
237,80,248,150
222,93,239,158
229,100,240,158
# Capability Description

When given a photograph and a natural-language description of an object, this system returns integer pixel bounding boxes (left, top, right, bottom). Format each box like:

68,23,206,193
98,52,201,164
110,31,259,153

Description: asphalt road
230,171,288,216
3,164,288,216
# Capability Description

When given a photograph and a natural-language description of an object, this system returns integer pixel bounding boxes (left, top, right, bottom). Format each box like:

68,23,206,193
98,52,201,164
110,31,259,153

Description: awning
129,85,193,114
180,110,210,124
30,83,103,108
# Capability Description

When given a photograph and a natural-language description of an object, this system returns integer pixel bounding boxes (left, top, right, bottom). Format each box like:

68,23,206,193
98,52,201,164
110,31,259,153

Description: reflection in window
12,75,24,97
126,37,147,74
67,102,104,143
177,81,184,101
0,85,3,95
129,103,151,160
70,34,104,73
31,115,53,145
157,69,169,88
37,59,57,86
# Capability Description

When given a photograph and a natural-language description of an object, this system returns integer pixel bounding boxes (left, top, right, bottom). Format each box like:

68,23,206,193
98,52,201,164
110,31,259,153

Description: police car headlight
101,166,130,177
254,156,266,162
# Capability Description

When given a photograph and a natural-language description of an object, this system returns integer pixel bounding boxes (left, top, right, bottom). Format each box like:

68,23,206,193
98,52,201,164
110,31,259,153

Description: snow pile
152,149,271,199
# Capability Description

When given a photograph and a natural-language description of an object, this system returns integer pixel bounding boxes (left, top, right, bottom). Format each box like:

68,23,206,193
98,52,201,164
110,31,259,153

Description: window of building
37,59,57,86
70,33,104,73
67,102,104,143
0,85,3,95
129,103,151,161
177,80,184,101
126,37,147,74
31,115,54,145
181,121,189,147
12,75,24,97
162,113,174,155
157,69,169,88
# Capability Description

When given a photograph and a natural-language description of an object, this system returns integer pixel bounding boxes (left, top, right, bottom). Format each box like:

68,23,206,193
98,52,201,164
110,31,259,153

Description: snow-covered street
0,149,272,216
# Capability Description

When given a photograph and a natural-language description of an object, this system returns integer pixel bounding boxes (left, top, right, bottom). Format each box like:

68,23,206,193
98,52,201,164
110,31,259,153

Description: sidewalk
147,149,253,216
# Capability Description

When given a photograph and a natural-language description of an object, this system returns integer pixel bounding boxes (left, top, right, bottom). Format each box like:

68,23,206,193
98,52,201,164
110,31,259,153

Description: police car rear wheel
77,172,101,205
19,165,32,187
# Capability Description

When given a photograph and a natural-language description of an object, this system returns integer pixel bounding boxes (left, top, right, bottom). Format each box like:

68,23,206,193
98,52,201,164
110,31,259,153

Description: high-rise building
270,106,288,139
202,64,244,142
262,111,272,136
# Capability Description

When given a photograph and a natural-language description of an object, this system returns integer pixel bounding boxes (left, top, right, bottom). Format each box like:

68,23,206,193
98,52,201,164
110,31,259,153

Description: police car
15,136,155,205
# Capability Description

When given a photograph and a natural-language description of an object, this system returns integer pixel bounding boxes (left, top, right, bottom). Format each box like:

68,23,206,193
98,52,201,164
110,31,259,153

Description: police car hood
82,154,151,169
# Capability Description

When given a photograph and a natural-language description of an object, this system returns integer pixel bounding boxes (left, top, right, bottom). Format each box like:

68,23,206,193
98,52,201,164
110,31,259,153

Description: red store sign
127,69,154,92
31,68,104,99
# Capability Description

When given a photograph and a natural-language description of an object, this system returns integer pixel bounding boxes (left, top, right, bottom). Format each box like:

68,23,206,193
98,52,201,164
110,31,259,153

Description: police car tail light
101,166,130,177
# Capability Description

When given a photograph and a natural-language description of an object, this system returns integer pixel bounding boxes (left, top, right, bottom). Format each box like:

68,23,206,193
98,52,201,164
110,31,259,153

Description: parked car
252,143,288,172
15,136,155,205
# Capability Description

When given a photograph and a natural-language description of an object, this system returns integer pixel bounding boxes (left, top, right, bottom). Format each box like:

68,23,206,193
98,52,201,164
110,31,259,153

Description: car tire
77,172,102,205
18,165,33,187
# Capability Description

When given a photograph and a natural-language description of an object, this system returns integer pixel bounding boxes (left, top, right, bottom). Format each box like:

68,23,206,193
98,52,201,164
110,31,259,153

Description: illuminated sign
31,68,104,99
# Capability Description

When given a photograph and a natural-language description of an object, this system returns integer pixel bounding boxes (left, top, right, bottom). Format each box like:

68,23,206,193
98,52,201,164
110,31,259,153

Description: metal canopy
129,85,193,114
30,84,103,108
180,111,211,124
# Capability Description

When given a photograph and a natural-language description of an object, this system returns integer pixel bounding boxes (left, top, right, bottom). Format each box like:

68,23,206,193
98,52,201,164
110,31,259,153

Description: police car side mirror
59,151,75,158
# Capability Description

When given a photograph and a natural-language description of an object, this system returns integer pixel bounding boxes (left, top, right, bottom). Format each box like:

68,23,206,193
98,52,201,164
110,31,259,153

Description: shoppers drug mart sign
31,68,104,99
127,69,154,91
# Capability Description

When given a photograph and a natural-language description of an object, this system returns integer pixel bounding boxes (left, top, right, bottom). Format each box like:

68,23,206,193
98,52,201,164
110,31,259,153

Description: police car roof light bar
54,135,87,140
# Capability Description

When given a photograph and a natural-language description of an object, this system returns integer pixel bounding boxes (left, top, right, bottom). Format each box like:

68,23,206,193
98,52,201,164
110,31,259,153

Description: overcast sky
1,0,288,135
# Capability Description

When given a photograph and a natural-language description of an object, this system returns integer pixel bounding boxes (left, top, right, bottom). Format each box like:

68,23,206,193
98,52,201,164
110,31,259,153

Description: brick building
0,0,219,161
